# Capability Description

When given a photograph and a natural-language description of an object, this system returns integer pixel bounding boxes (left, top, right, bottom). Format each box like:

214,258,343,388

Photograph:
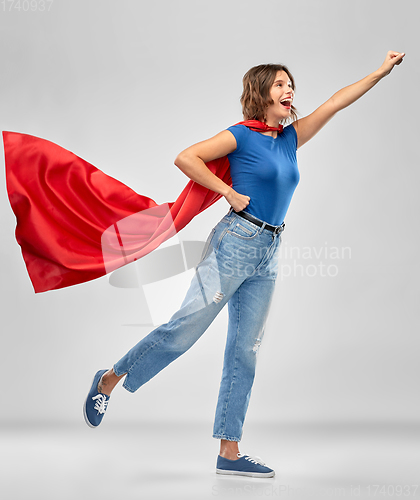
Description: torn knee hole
252,338,262,353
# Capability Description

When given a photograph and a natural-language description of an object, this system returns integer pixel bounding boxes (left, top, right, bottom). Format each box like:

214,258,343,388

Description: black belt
235,210,285,234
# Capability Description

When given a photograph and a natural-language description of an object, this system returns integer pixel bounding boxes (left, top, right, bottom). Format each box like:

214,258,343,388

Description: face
266,70,294,125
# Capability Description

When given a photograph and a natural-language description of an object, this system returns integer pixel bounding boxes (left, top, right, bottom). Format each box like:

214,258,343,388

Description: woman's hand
378,50,405,77
224,188,250,212
292,50,406,149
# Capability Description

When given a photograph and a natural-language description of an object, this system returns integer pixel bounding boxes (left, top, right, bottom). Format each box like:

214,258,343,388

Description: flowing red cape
3,121,283,293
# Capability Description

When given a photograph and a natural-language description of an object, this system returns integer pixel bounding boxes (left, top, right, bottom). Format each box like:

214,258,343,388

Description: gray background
0,1,419,492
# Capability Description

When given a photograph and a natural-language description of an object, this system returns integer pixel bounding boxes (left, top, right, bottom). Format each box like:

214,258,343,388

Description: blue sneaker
216,453,275,478
83,369,110,428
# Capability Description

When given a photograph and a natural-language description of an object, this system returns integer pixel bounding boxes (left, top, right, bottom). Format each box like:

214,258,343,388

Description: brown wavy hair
240,64,298,124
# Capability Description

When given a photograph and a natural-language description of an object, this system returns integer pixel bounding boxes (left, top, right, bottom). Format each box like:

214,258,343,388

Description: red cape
3,121,282,293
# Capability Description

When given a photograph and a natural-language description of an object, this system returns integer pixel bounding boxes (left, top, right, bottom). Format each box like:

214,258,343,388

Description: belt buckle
274,224,284,235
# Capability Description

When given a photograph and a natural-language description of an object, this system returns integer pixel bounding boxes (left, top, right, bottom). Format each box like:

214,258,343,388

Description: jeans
113,207,284,442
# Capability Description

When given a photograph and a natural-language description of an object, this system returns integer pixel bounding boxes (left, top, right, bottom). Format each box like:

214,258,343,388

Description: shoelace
237,453,267,466
92,394,109,415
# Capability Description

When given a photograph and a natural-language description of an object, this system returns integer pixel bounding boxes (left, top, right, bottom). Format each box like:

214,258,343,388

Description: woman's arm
175,130,251,212
292,50,405,149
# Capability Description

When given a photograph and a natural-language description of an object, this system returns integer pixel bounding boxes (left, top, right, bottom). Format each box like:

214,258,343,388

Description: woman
82,51,404,478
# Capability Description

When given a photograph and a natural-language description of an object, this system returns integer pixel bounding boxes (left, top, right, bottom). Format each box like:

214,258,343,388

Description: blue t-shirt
226,124,299,226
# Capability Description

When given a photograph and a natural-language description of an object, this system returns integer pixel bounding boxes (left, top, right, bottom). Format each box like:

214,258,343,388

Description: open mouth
280,100,292,109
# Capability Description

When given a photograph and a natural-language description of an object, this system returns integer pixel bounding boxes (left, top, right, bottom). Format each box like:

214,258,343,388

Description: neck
262,118,280,137
265,118,281,128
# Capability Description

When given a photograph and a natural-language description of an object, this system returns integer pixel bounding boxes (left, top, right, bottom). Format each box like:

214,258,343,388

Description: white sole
216,468,275,478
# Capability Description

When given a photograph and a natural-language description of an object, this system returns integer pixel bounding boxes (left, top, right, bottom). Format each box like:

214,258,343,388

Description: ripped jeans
113,207,284,442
